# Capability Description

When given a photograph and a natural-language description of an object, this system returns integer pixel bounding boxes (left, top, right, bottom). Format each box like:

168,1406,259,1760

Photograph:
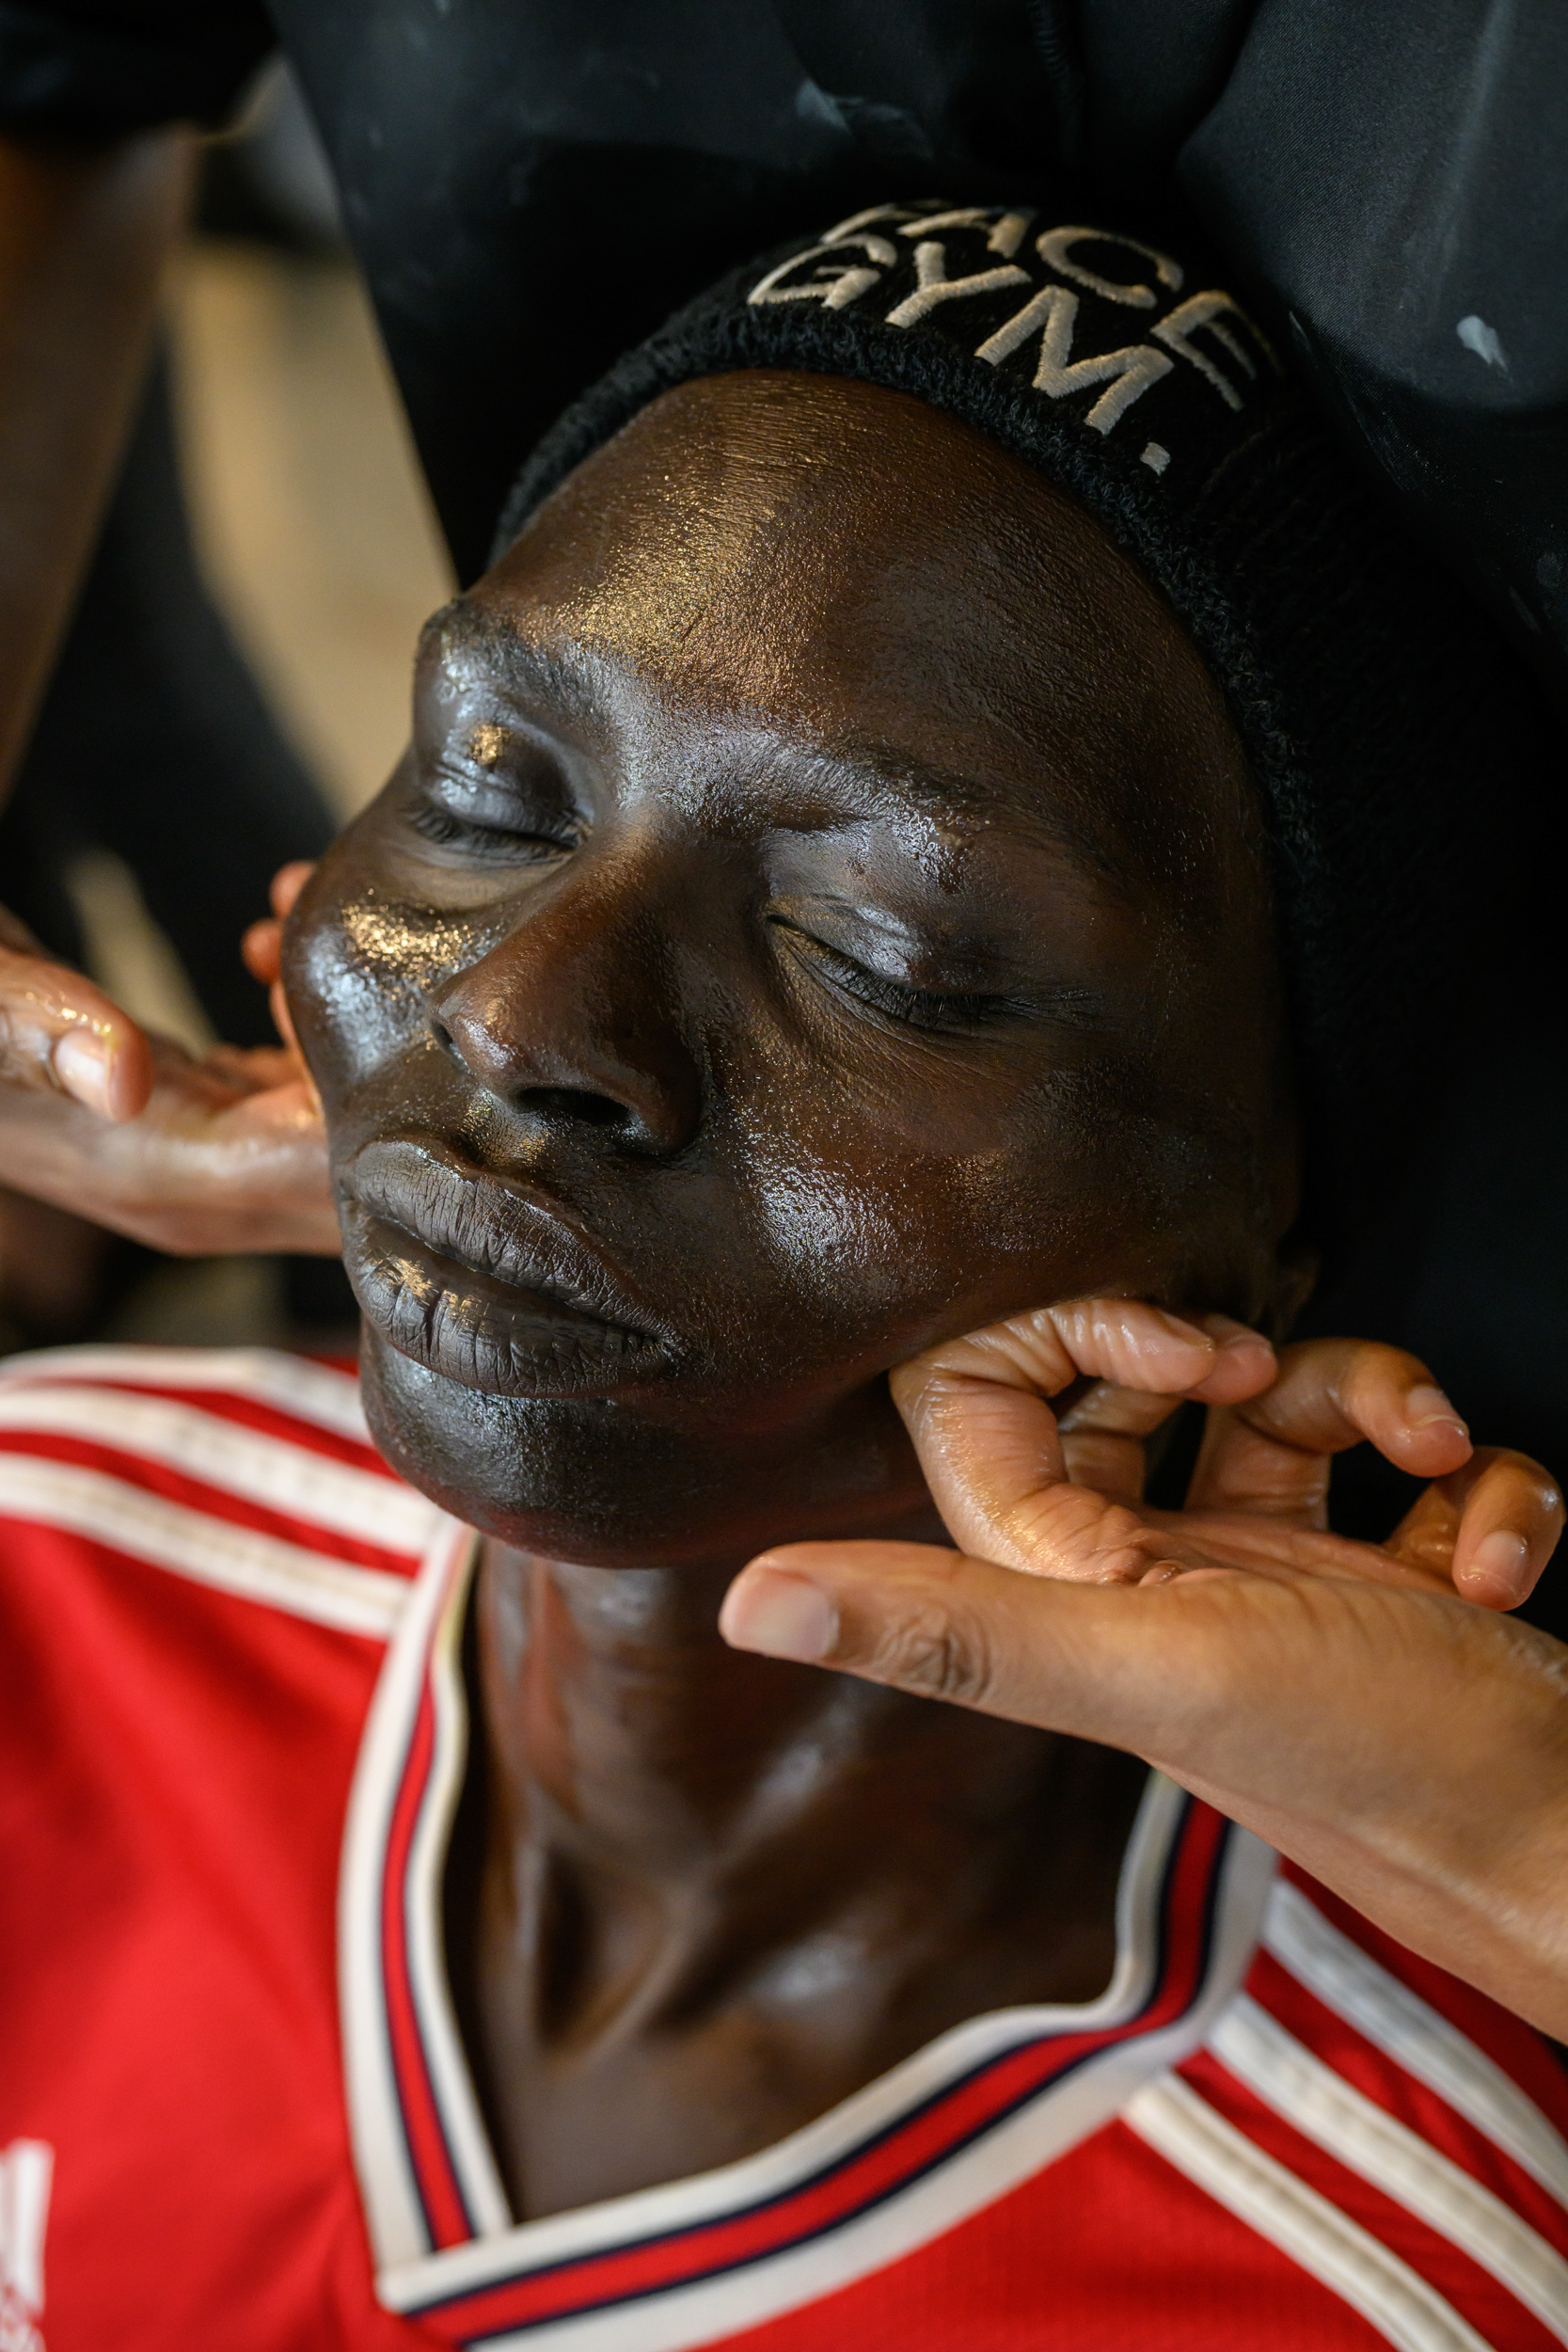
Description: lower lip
341,1200,664,1397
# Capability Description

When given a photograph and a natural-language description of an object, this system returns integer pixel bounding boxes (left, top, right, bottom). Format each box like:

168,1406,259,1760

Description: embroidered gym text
749,204,1278,474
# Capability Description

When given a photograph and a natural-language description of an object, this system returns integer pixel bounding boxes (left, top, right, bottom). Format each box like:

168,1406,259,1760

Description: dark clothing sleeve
0,0,273,135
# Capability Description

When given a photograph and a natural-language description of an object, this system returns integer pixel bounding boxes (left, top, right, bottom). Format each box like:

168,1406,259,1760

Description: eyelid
769,895,997,995
426,768,566,827
404,788,579,864
768,918,1024,1032
415,732,588,842
430,739,575,801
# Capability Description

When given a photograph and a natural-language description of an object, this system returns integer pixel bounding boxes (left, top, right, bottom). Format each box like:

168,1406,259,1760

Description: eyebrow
785,732,1130,885
420,600,610,737
424,601,1132,892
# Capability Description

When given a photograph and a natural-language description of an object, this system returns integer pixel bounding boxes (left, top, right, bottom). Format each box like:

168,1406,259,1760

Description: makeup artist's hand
0,865,337,1255
721,1304,1568,2039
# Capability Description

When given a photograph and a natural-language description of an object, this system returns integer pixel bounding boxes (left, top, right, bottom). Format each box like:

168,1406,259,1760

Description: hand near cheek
239,859,314,1066
721,1302,1568,2039
0,863,338,1255
1,900,155,1120
897,1304,1551,1609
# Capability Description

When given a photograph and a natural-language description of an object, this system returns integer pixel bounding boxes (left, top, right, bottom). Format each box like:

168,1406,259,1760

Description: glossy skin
285,371,1296,2217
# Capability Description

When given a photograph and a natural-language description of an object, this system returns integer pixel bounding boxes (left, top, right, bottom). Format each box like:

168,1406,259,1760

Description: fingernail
1200,1314,1274,1364
52,1025,115,1117
1468,1530,1529,1604
1153,1308,1210,1343
1405,1383,1469,1438
721,1569,837,1661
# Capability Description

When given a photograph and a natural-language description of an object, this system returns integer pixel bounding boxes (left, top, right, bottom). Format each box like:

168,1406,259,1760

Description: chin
357,1326,930,1569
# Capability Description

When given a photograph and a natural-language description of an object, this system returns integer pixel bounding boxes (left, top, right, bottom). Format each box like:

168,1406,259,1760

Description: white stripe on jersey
1265,1879,1568,2207
1125,2071,1493,2352
0,2139,52,2318
1211,1994,1568,2340
0,1454,411,1638
0,1384,439,1554
0,1344,369,1443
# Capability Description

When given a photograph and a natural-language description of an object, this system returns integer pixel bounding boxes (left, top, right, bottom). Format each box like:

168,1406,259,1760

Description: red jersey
3,1344,1568,2352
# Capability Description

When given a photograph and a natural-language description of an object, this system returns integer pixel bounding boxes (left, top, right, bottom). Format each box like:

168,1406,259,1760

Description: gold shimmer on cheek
341,896,485,995
469,721,509,767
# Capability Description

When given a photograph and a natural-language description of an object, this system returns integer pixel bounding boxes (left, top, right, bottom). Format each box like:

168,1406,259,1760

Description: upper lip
341,1135,665,1340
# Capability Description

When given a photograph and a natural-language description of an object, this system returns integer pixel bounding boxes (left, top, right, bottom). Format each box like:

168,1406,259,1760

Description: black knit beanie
494,201,1540,1266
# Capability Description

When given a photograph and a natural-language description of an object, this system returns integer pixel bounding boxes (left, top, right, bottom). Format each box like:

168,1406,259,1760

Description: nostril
523,1086,626,1129
430,1016,456,1057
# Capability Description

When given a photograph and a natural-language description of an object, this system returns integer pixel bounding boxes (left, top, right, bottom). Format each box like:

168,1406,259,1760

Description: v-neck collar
341,1523,1276,2349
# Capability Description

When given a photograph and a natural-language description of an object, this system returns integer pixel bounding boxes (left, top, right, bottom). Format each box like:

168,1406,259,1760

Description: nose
429,873,703,1156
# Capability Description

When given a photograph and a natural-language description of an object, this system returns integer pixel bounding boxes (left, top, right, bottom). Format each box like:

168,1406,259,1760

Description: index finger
889,1299,1275,1572
1184,1339,1473,1527
892,1298,1275,1419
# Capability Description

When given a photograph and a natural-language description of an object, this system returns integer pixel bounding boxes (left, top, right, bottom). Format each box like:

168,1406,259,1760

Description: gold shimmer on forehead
469,721,509,767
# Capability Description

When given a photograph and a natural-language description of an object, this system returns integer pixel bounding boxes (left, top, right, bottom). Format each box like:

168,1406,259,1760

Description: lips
340,1134,670,1395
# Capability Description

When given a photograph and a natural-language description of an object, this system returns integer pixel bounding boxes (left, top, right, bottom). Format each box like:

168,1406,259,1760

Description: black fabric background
2,0,1562,714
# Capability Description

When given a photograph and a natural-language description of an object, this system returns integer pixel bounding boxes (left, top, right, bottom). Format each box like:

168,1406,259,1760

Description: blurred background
0,68,451,1359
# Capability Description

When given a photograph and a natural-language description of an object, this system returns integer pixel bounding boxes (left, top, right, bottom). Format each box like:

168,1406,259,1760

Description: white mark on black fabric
1457,315,1509,372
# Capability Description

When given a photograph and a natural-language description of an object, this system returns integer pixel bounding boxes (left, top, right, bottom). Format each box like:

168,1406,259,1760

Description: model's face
287,373,1291,1565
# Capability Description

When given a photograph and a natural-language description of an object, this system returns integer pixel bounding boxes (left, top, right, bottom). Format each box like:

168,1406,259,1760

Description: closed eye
773,922,1029,1032
406,798,578,862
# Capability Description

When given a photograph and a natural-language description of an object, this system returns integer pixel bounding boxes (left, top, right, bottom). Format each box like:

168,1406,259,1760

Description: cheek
725,1044,1132,1346
284,903,417,1095
737,1141,925,1318
283,854,497,1101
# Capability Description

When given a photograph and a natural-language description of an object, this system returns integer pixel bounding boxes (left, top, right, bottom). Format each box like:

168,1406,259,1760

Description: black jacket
3,0,1563,723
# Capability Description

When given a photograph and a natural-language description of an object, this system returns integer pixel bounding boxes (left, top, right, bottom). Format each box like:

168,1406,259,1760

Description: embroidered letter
1151,291,1270,409
0,2142,53,2352
818,203,921,243
1036,228,1183,310
749,232,897,311
883,241,1030,328
975,284,1174,432
897,207,1035,259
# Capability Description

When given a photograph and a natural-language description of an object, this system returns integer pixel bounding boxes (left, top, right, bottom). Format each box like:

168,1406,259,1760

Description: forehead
484,375,1172,736
426,603,1068,875
436,373,1258,906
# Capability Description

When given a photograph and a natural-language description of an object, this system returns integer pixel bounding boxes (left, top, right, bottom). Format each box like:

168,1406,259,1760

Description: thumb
718,1537,1242,1760
0,935,154,1120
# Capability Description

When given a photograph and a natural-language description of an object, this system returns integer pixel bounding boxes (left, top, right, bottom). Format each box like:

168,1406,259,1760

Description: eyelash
407,799,577,860
786,931,1022,1032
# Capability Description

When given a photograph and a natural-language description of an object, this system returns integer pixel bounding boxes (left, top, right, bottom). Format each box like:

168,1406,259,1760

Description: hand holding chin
721,1300,1568,2040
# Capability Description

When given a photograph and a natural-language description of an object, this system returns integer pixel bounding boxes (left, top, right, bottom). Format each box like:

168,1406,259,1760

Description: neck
453,1529,1147,2218
478,1543,944,1882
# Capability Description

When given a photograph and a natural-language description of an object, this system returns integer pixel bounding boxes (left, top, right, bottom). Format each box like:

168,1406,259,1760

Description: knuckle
0,1008,45,1080
1490,1446,1551,1484
871,1597,998,1708
1342,1341,1412,1407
